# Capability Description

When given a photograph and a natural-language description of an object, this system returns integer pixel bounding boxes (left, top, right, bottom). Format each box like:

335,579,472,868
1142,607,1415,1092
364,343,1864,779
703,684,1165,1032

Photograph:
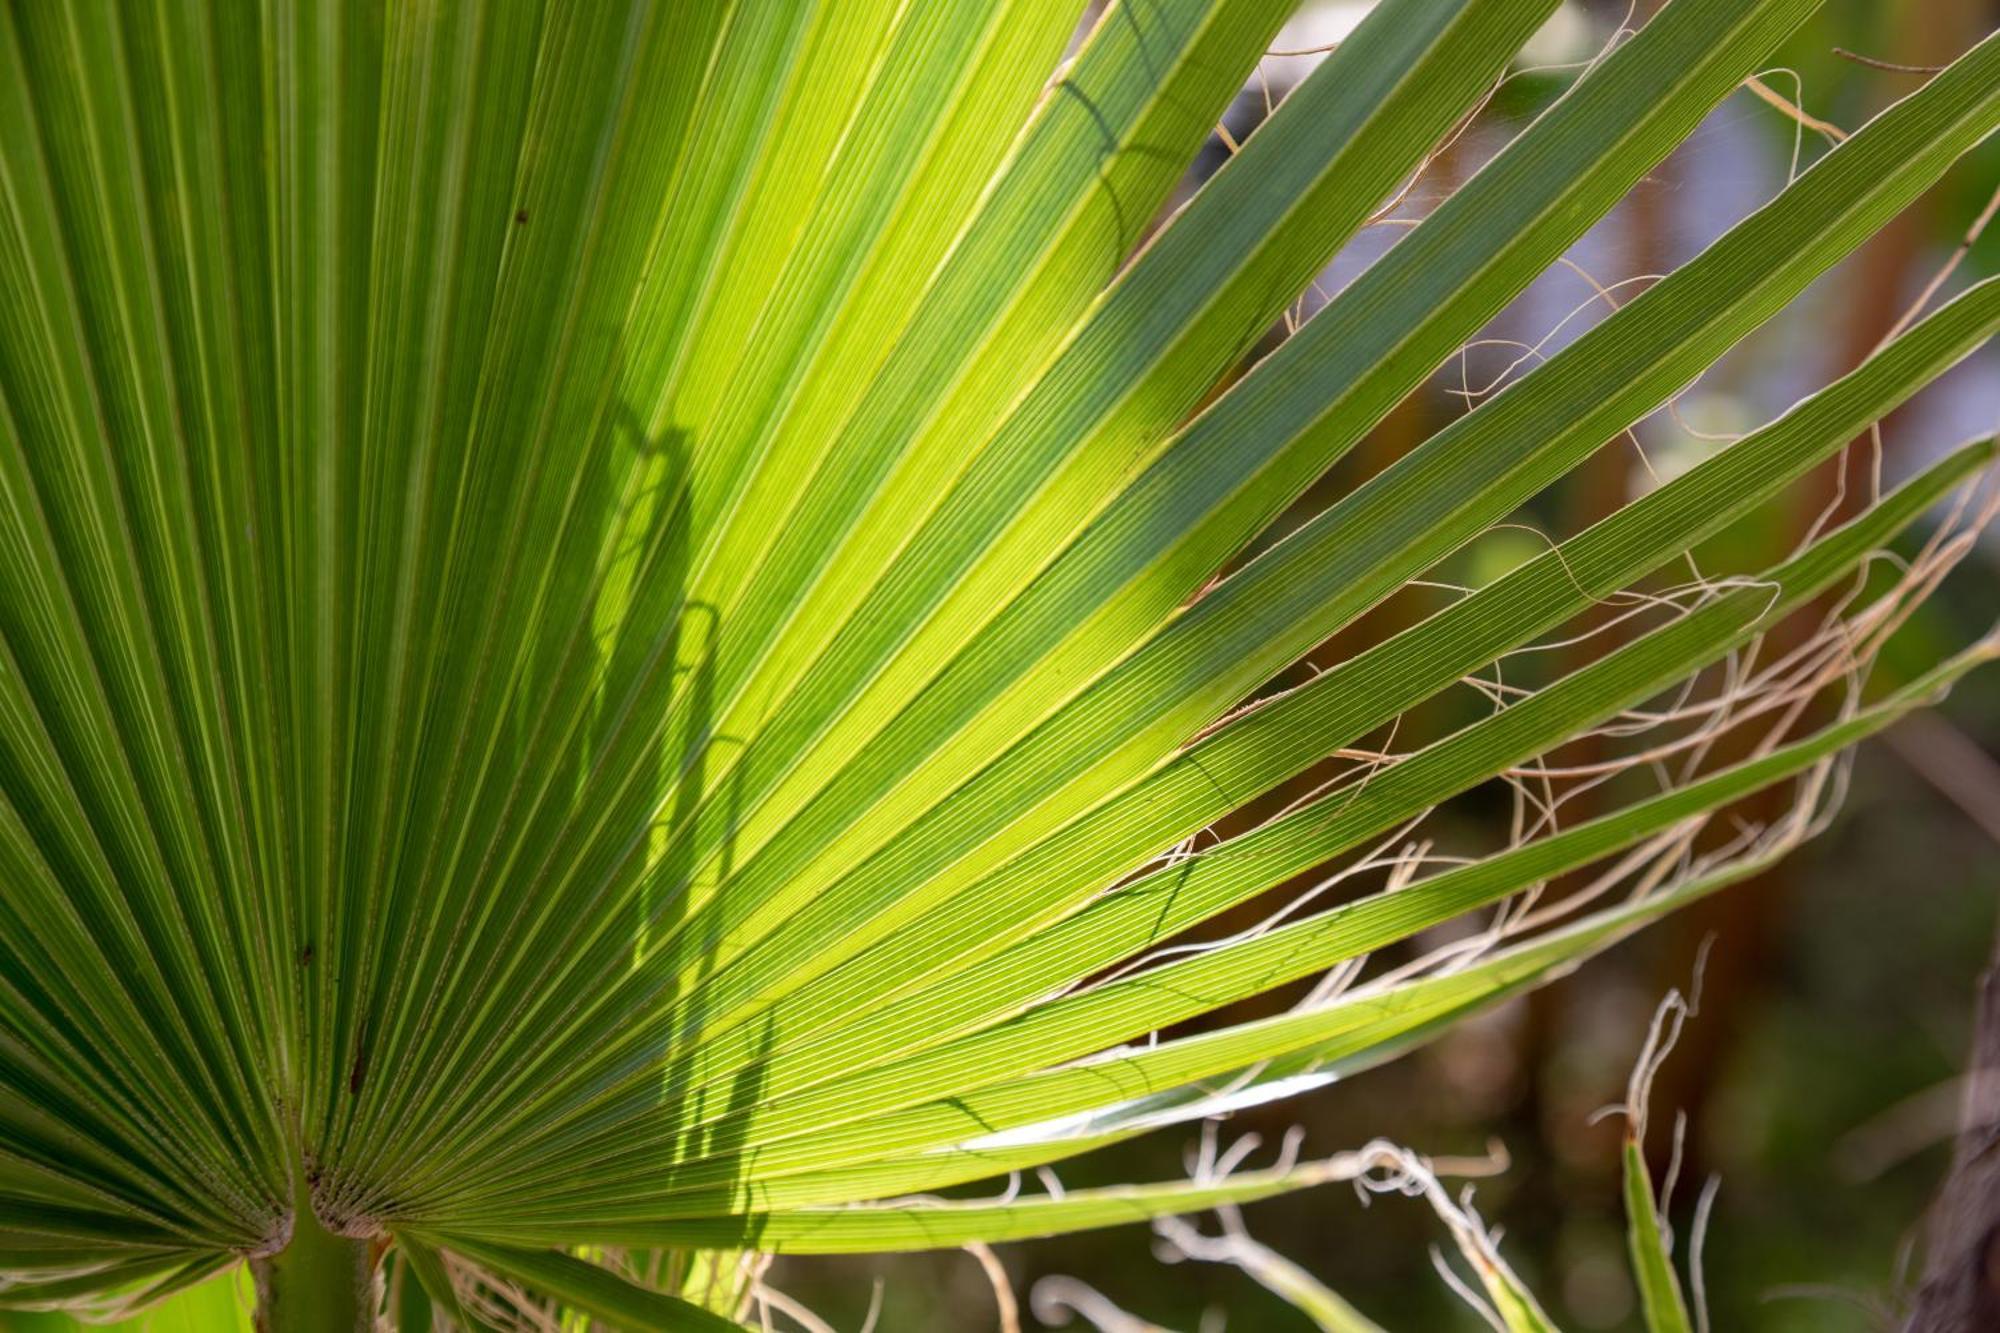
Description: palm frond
0,0,1995,1327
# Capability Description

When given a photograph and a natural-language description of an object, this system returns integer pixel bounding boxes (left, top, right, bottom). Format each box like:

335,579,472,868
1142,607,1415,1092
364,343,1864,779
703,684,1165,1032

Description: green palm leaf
0,0,1994,1327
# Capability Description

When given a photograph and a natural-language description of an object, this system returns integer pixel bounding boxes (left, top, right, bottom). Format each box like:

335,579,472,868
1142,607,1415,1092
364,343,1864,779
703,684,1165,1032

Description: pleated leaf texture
0,0,1996,1328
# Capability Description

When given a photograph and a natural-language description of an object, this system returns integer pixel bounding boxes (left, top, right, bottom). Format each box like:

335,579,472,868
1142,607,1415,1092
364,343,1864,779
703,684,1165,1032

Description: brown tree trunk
1903,926,2000,1332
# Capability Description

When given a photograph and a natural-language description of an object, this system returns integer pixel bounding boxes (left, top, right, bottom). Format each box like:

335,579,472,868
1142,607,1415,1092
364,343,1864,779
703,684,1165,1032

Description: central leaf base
251,1177,376,1333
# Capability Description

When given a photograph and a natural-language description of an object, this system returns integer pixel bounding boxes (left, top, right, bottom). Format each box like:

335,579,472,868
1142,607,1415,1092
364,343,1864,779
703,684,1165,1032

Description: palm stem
251,1177,376,1333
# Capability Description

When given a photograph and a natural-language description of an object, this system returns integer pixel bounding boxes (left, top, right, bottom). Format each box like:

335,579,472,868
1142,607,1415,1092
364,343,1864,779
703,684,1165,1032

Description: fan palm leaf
0,0,1995,1327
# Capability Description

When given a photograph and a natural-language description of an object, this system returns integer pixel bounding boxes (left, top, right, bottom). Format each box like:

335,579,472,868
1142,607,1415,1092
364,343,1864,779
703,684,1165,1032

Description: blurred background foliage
766,0,2000,1327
